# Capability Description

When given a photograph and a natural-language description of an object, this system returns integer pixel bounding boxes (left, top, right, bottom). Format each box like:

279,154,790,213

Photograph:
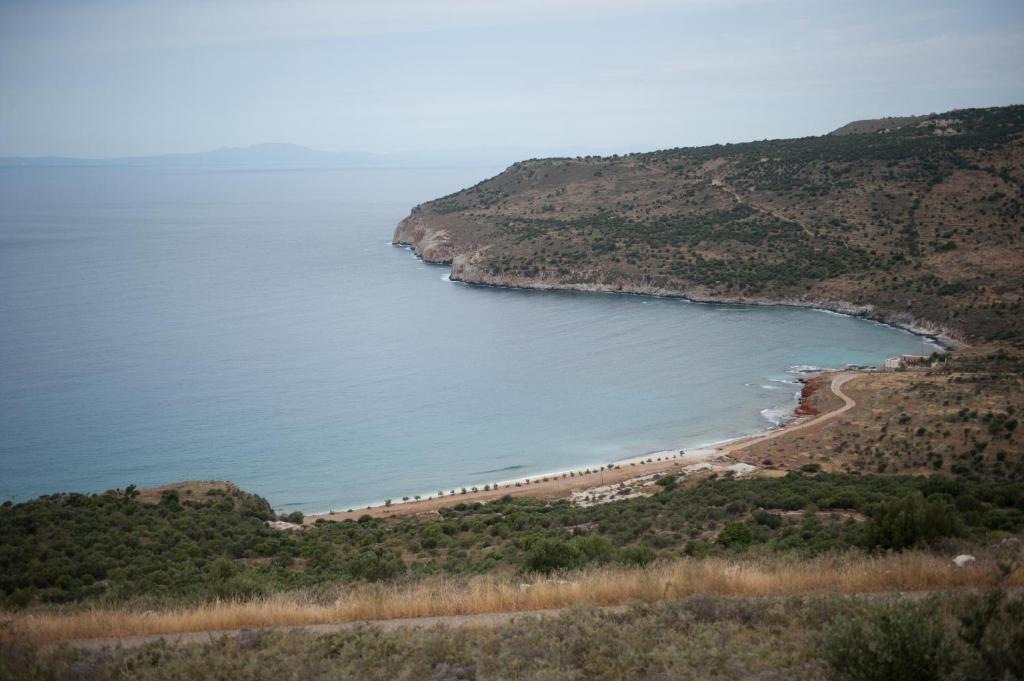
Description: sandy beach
305,371,857,523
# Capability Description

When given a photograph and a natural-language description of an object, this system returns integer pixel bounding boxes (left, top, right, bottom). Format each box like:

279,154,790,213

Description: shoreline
446,269,961,351
393,241,964,351
305,373,850,524
304,441,735,520
298,247,950,522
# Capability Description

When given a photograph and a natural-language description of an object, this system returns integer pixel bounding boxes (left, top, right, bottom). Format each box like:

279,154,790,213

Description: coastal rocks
952,554,976,567
409,222,963,348
794,380,820,417
392,214,456,263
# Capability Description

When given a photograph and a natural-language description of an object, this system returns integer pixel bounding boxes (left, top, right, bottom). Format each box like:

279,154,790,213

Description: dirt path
52,580,999,653
308,372,861,522
51,607,589,652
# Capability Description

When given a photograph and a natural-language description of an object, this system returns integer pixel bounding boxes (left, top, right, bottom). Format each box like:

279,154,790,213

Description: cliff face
394,105,1024,343
393,212,457,264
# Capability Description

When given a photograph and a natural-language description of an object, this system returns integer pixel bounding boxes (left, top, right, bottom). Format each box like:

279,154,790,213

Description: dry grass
7,552,1020,645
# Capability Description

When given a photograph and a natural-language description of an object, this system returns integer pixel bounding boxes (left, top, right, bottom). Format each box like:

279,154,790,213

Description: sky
1,0,1022,158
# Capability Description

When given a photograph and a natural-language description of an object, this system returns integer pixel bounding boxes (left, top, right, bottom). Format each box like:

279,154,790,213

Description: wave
786,364,835,374
760,406,795,426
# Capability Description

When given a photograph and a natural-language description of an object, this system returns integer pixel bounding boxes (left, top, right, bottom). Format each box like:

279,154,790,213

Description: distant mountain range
0,143,604,170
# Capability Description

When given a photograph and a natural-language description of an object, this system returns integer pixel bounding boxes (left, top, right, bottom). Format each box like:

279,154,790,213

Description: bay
0,166,939,511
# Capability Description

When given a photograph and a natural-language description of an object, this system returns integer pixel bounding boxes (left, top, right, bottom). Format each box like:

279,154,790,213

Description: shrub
525,539,579,573
863,491,963,550
344,549,406,581
572,534,614,563
717,522,753,548
956,589,1024,679
753,510,783,529
420,524,447,550
159,489,181,509
684,539,711,557
655,475,678,490
823,601,949,681
617,544,656,566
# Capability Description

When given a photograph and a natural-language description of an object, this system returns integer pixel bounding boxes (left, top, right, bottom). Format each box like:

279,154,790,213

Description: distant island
0,143,594,171
395,105,1023,344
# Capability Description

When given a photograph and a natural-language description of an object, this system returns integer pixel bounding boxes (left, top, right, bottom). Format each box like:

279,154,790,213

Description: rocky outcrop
794,380,820,417
393,211,458,264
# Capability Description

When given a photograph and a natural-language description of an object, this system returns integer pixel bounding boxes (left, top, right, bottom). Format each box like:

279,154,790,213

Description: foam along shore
305,446,732,523
305,371,858,523
305,368,864,522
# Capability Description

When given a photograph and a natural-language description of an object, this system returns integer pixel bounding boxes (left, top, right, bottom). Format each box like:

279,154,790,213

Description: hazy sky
1,0,1022,157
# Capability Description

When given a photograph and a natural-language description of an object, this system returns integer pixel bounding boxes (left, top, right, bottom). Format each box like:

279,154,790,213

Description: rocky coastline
392,215,964,350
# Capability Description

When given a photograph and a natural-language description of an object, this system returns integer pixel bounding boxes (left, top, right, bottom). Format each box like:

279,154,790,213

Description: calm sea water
0,167,938,511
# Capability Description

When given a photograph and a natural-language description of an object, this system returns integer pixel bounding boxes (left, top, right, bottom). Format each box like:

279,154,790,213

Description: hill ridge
395,105,1024,342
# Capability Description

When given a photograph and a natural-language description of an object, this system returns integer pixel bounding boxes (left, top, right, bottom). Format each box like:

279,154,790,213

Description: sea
0,166,941,512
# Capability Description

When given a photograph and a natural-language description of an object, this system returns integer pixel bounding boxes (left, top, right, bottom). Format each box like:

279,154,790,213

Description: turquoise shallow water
0,167,940,511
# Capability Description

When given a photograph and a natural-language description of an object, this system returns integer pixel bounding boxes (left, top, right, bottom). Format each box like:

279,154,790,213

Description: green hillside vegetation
397,105,1024,340
3,473,1023,608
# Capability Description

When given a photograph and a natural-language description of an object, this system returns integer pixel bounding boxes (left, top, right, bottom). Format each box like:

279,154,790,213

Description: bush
684,539,711,557
655,475,678,490
753,510,783,529
717,522,753,548
617,544,656,566
344,549,406,581
863,491,963,550
283,511,304,524
525,539,579,573
823,601,949,681
956,589,1024,679
420,524,446,550
572,534,614,563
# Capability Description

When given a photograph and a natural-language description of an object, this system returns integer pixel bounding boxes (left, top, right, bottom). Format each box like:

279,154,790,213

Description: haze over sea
0,166,939,512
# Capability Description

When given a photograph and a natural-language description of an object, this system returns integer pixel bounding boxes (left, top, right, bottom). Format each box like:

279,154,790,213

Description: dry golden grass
7,552,1021,645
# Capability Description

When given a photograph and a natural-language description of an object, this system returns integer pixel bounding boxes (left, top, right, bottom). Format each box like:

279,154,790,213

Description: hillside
394,105,1024,343
4,469,1024,678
